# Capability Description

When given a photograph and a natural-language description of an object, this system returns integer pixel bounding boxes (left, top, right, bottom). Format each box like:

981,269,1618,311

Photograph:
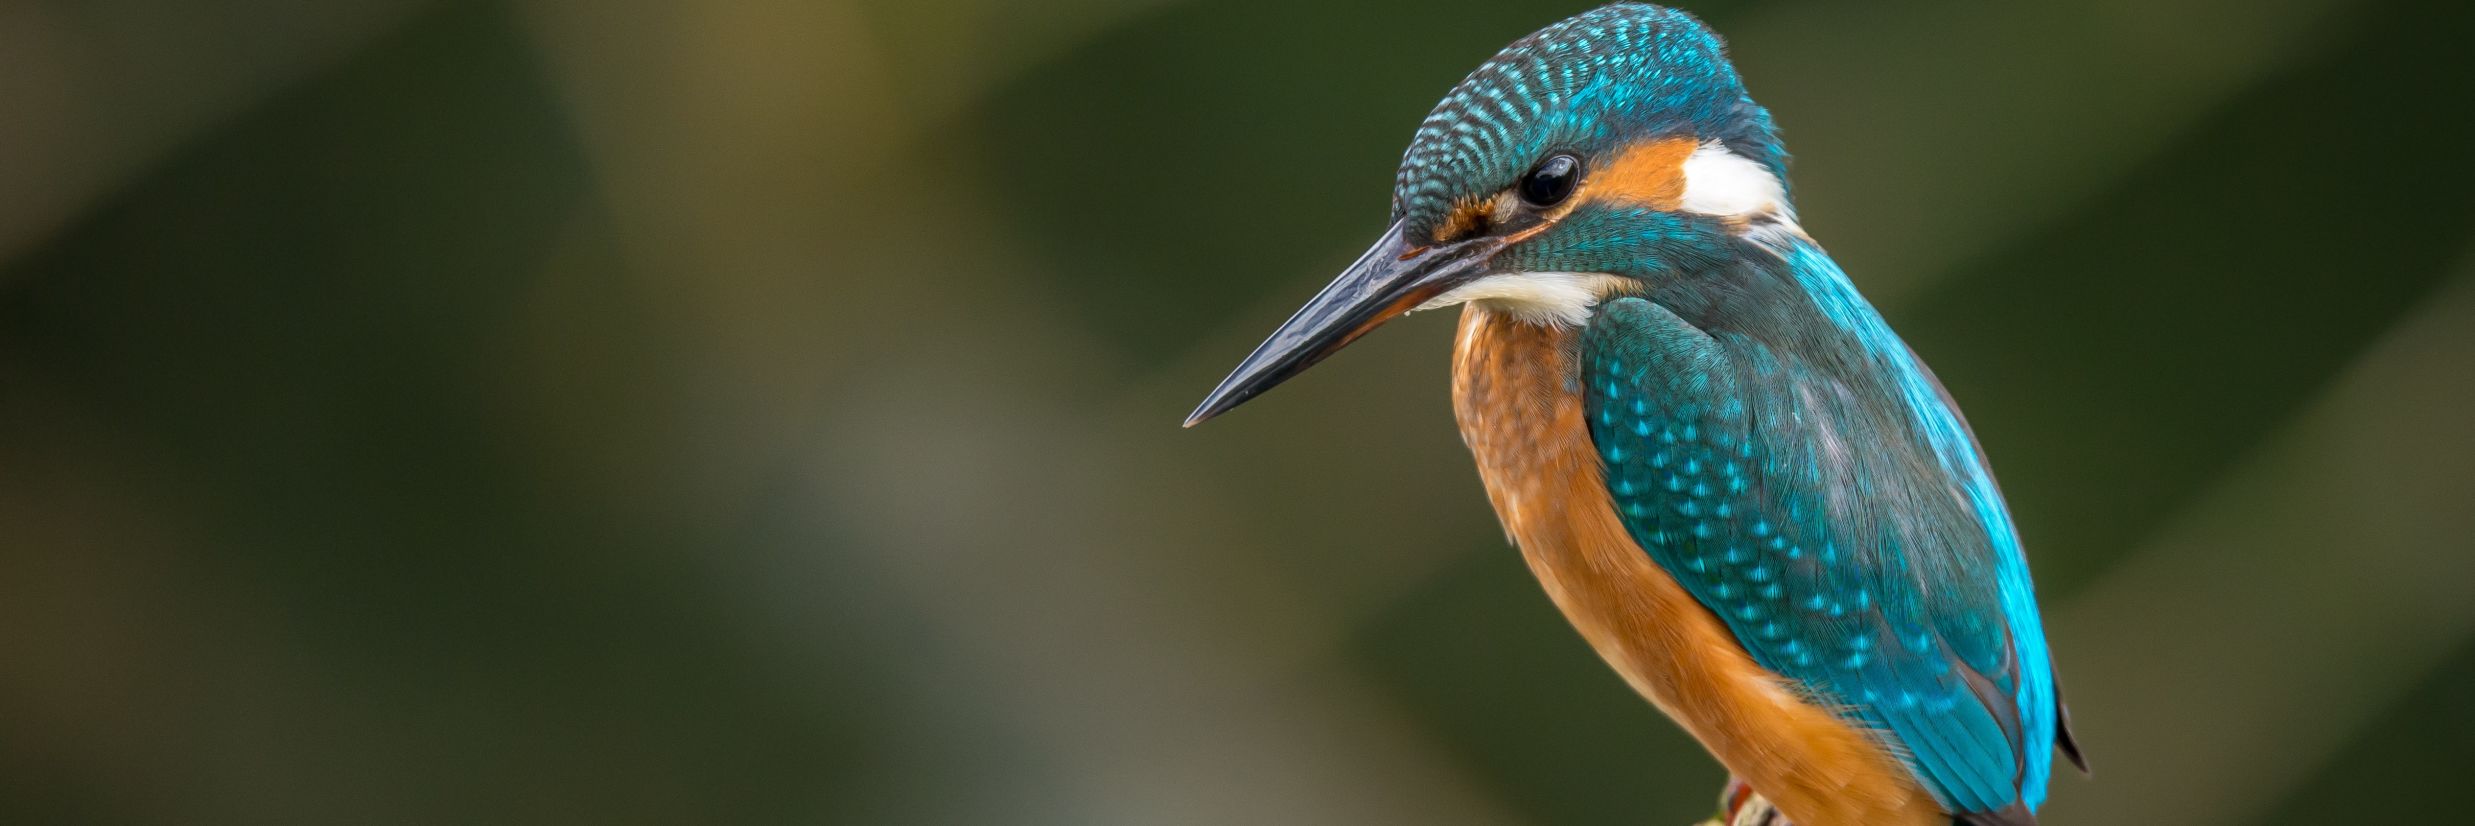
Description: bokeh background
3,0,2471,823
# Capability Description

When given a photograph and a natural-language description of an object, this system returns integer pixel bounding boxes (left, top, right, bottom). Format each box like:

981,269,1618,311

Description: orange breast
1449,306,1943,826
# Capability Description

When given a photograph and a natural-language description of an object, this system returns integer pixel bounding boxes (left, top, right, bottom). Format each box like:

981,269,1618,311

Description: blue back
1579,235,2059,817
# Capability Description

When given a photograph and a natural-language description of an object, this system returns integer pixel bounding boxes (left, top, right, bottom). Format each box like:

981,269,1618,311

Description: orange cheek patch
1581,136,1698,210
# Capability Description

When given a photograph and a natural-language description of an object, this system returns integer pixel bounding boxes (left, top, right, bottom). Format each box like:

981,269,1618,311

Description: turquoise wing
1580,296,2043,818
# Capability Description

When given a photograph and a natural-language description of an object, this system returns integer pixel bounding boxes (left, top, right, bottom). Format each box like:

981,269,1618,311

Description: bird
1183,5,2085,825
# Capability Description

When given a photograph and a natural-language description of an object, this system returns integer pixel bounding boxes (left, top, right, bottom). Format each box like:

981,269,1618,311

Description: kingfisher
1185,5,2085,825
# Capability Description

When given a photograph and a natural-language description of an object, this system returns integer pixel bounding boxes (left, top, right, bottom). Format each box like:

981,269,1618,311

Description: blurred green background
2,0,2471,823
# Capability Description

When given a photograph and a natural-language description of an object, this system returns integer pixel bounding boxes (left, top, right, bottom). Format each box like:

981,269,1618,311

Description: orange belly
1449,306,1943,826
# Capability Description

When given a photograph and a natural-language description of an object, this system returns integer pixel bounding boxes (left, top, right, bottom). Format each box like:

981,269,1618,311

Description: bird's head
1188,3,1790,426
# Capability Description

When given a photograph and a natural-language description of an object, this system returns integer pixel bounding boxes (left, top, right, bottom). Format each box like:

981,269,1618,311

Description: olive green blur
2,1,2470,824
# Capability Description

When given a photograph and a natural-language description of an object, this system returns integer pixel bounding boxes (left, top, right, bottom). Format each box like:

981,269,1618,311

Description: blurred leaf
1730,0,2355,302
972,0,1750,357
0,0,431,271
2263,643,2475,826
1900,0,2475,596
1356,549,1722,826
0,5,891,823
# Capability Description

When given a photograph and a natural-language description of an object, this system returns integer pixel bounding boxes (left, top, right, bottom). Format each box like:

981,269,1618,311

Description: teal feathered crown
1392,3,1787,239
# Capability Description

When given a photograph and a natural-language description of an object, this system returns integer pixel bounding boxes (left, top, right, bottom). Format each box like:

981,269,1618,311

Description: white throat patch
1413,272,1628,328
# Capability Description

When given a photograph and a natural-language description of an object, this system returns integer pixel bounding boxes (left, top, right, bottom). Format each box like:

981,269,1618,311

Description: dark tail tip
1955,802,2037,826
2056,700,2091,775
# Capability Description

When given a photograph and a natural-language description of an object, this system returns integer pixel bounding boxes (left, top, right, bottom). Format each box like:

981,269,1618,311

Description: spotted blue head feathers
1393,3,1785,243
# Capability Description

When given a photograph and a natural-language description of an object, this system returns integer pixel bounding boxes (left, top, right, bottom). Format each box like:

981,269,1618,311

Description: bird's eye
1519,154,1581,207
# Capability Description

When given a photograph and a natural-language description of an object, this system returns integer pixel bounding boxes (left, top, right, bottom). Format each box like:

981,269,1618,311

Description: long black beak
1184,220,1495,427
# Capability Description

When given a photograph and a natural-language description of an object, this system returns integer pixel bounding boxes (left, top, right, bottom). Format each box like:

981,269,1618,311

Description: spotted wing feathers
1581,296,2037,817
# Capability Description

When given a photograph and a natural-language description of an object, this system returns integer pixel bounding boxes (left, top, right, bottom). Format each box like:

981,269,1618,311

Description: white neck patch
1678,141,1793,222
1412,272,1628,328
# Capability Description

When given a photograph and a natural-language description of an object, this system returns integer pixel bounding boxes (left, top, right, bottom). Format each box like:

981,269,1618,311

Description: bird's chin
1412,272,1632,328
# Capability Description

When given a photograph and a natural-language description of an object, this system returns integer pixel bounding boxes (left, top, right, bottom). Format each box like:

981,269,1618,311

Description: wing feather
1582,296,2034,815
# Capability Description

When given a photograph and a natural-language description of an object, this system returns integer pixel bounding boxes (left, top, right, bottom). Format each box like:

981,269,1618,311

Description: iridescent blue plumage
1388,15,2075,813
1188,5,2081,823
1582,229,2061,819
1394,4,1782,240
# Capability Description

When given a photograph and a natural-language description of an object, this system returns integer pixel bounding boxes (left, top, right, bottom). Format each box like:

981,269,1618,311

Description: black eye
1519,154,1581,207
